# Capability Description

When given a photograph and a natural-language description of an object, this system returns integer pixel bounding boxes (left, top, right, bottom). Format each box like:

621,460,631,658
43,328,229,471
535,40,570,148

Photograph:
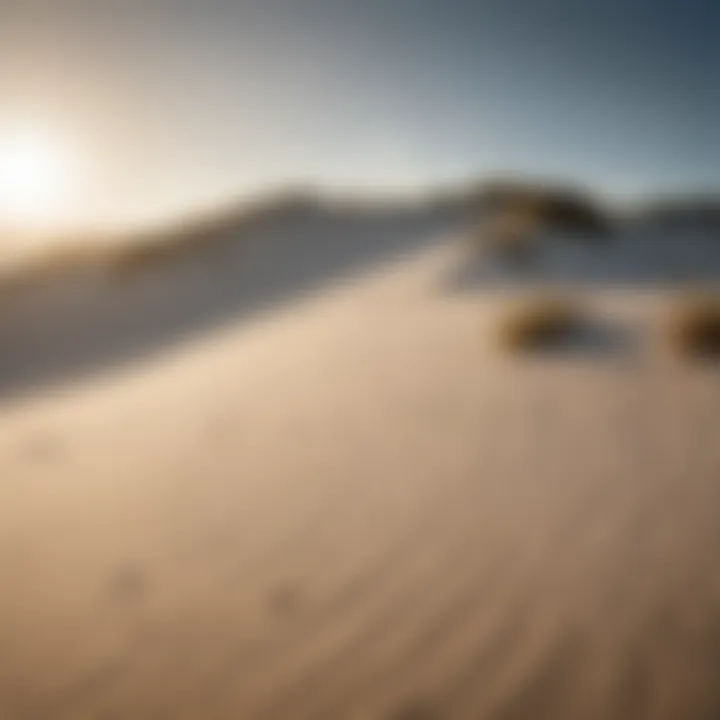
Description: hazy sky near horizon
0,0,718,226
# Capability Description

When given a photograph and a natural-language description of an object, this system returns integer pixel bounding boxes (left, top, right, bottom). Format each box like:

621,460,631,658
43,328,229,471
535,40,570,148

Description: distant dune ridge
0,186,323,283
1,175,718,287
1,175,720,399
635,194,720,229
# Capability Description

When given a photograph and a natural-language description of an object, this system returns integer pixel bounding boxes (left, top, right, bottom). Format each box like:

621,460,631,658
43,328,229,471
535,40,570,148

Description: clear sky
0,0,718,228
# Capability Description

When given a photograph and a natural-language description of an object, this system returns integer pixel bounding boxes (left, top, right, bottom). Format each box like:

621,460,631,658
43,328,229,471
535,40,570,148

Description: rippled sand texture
1,237,720,720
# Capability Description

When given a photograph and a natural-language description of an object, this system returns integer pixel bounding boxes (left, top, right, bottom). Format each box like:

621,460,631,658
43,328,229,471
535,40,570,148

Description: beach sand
1,237,719,719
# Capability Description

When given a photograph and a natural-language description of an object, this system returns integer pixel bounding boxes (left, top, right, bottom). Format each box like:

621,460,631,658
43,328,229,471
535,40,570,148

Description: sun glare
0,122,82,233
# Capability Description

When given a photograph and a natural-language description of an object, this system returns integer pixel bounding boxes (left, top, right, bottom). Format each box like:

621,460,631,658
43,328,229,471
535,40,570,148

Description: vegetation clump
665,294,720,359
496,295,582,353
476,179,613,238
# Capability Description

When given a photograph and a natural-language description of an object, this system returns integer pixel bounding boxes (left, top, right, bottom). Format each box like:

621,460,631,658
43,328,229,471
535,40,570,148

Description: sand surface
1,234,720,719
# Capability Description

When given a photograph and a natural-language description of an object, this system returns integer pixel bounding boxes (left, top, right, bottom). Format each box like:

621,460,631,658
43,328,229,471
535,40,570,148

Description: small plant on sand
529,193,611,237
476,180,613,240
665,294,720,359
484,209,541,268
496,295,582,353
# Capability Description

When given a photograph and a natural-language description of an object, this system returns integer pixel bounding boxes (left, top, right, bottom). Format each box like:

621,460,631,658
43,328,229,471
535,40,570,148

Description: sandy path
1,238,720,719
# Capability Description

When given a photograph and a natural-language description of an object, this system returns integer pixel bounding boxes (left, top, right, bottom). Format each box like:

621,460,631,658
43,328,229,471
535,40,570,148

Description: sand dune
0,205,460,401
1,222,720,719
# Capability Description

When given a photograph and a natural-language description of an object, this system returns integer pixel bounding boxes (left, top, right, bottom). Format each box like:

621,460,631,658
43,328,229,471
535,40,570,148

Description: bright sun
0,123,81,232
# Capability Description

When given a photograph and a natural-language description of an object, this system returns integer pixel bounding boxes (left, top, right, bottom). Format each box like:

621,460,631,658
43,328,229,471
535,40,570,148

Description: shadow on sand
0,206,461,403
447,224,720,292
505,319,640,360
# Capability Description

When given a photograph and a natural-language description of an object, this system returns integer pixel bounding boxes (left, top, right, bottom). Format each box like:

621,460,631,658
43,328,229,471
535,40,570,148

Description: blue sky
0,0,718,225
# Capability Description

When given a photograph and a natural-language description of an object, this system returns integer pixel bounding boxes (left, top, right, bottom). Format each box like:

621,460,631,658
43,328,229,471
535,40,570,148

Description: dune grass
477,180,613,239
665,295,720,359
496,295,583,353
484,210,541,267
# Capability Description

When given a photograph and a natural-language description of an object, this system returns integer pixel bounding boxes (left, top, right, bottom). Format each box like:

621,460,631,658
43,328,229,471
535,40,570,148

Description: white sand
1,233,720,720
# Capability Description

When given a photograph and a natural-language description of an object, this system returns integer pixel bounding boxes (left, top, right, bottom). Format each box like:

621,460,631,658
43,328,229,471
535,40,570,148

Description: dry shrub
535,194,610,236
484,209,542,268
665,295,720,359
496,295,582,353
476,180,612,239
511,193,610,237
